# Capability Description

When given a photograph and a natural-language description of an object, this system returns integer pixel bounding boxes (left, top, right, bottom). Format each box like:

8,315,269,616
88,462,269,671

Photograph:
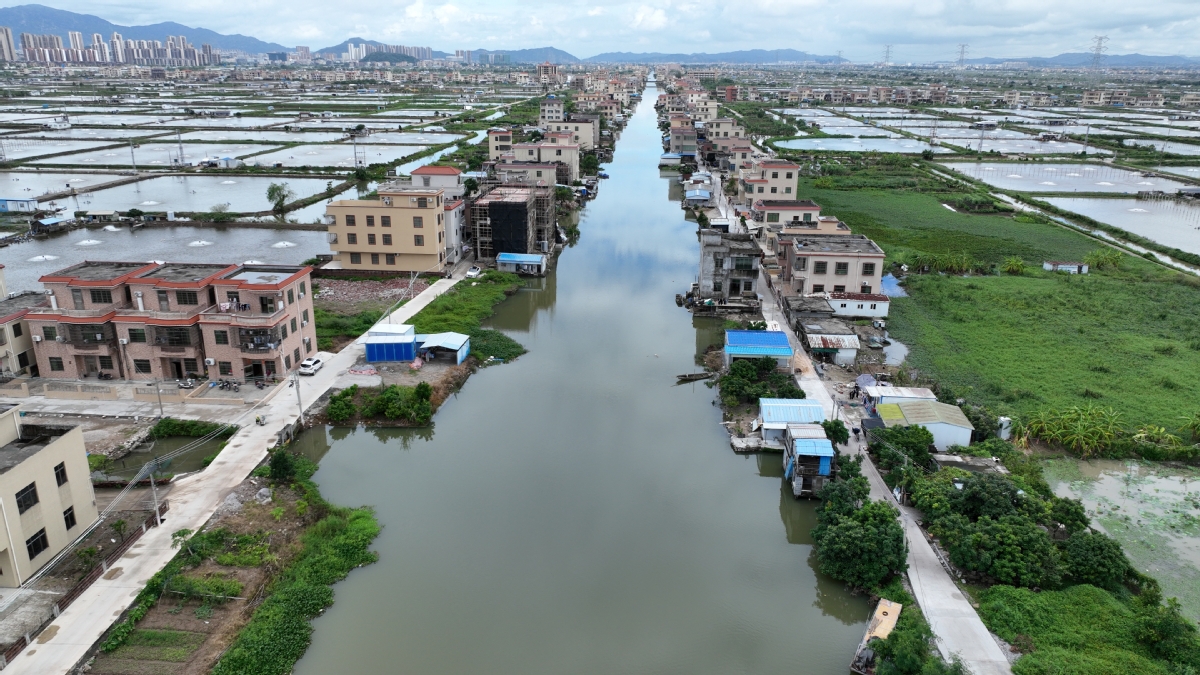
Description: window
300,282,306,296
812,284,825,293
214,330,229,345
184,358,198,373
226,291,241,304
556,149,562,156
304,337,312,353
417,197,428,208
862,263,876,276
785,187,792,194
770,187,777,194
414,235,424,246
63,506,76,530
840,303,848,308
294,347,301,364
367,233,376,245
381,216,391,227
771,171,779,179
870,303,877,310
16,482,38,514
134,359,152,374
99,356,113,370
129,328,146,343
382,234,392,245
350,253,361,264
833,285,846,292
281,324,288,339
370,253,380,265
25,529,49,560
48,357,64,371
12,323,21,338
814,261,828,274
861,285,872,294
757,186,764,193
346,214,356,226
803,213,812,222
43,326,57,341
536,171,543,178
176,290,199,305
835,262,849,275
219,361,233,376
303,309,309,323
287,289,295,304
413,216,424,228
72,288,84,310
734,257,754,271
766,213,779,223
90,289,113,304
712,280,722,292
55,462,68,486
366,215,375,227
157,290,170,311
291,318,298,332
284,354,292,369
786,172,793,179
795,257,808,271
347,233,358,244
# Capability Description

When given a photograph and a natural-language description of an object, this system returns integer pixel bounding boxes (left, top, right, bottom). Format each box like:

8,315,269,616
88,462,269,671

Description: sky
16,0,1200,60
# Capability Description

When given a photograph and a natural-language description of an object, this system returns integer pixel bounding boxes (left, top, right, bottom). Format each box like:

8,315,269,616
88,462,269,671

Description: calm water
293,80,870,675
775,137,951,153
948,162,1189,193
1043,197,1200,255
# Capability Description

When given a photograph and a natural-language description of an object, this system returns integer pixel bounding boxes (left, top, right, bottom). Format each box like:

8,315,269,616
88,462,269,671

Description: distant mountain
585,49,844,64
0,4,287,53
966,52,1200,68
471,47,580,64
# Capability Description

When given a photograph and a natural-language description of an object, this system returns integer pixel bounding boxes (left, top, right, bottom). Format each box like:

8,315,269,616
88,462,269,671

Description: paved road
4,276,463,675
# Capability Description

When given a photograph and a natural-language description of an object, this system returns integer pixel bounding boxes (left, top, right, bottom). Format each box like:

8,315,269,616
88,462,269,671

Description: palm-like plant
1133,425,1183,449
1180,411,1200,442
1000,256,1026,275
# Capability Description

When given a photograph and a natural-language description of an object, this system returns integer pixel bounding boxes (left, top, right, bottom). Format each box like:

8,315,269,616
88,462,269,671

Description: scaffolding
470,182,556,261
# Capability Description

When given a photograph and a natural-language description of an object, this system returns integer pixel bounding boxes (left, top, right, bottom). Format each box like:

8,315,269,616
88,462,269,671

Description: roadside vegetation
409,269,526,361
714,356,805,406
313,307,383,352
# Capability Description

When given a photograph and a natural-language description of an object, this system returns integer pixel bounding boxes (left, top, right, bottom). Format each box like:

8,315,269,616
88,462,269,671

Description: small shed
84,210,119,222
364,323,417,363
875,400,974,451
660,153,682,165
496,252,547,276
724,330,793,369
30,216,72,234
784,432,836,498
416,331,470,365
0,197,38,213
804,333,860,366
862,386,937,410
1043,261,1088,274
758,398,825,448
684,189,712,206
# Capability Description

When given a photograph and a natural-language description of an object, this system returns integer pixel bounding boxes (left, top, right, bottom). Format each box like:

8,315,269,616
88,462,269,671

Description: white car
298,357,324,375
465,266,482,279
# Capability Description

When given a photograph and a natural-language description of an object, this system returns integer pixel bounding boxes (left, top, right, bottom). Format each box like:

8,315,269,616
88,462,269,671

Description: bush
1062,531,1132,591
150,418,235,439
813,500,907,590
948,514,1062,589
716,357,804,407
360,384,432,425
822,419,849,445
325,386,358,423
269,451,296,483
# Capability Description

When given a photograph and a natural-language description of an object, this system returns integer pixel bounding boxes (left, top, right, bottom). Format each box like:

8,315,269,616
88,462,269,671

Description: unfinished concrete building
471,184,556,261
698,230,762,301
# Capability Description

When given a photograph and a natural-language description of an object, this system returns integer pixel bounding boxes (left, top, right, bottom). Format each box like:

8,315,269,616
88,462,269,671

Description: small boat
867,336,884,350
676,372,713,382
850,599,902,674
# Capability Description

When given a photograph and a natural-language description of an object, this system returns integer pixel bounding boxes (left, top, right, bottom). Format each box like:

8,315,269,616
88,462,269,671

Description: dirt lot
85,476,308,675
313,277,429,314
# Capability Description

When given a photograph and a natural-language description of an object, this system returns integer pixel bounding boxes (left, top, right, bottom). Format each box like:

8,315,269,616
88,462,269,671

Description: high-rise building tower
0,27,16,61
68,31,83,50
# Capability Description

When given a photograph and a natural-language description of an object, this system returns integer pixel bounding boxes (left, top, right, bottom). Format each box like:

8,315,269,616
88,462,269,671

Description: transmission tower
1090,35,1109,70
836,50,844,74
882,44,893,67
957,44,969,69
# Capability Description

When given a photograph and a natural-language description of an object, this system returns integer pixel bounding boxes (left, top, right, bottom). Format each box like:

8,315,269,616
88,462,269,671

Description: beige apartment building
738,159,800,206
326,185,448,273
26,261,315,381
0,291,48,377
777,234,886,296
0,404,98,587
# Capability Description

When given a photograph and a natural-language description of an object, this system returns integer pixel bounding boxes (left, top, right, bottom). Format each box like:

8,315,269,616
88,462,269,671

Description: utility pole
293,371,305,425
149,465,162,526
176,130,184,167
836,50,844,76
154,380,164,418
957,44,969,69
1090,35,1109,71
129,140,137,173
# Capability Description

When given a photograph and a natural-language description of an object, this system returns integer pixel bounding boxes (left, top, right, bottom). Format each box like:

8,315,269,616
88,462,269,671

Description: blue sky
21,0,1200,60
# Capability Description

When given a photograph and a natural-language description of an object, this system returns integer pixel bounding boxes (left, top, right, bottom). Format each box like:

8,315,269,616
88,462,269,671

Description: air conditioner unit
410,197,418,202
382,197,392,206
301,320,308,326
44,289,53,295
276,291,283,297
119,338,128,344
32,335,41,342
55,336,65,342
134,291,143,297
204,358,215,366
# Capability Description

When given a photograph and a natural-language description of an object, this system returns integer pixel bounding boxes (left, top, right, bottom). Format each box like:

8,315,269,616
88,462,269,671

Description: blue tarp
496,252,545,265
819,456,831,476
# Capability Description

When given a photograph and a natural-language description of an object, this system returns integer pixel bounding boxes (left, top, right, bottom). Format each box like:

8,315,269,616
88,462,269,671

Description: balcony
239,342,280,354
200,306,287,327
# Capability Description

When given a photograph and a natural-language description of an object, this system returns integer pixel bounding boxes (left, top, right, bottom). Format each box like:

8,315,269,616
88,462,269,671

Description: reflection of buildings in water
778,482,817,546
485,270,558,332
693,315,724,364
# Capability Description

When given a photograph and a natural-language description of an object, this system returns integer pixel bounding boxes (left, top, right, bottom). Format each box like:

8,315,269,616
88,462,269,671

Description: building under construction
470,184,556,261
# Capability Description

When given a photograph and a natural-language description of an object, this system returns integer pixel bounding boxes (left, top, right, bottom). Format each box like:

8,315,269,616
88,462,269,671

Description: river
291,79,869,675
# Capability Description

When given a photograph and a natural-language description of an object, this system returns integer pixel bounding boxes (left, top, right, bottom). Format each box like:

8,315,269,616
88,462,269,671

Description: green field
799,180,1200,428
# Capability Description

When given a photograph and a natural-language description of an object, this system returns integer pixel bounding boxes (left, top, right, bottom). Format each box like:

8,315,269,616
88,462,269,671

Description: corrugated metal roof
726,330,791,348
863,386,936,400
793,438,835,457
725,345,794,357
876,403,907,426
496,252,546,264
418,331,470,350
897,400,974,429
759,398,824,424
806,334,861,350
786,423,828,438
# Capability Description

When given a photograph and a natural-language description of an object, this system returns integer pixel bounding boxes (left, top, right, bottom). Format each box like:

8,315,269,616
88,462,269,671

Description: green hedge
149,418,236,439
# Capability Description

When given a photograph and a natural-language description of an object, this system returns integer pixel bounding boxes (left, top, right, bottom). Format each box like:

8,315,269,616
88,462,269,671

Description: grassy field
798,179,1200,428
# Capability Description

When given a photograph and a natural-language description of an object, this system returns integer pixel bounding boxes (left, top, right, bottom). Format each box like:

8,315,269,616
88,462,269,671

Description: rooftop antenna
1090,35,1108,71
957,44,969,69
882,45,893,67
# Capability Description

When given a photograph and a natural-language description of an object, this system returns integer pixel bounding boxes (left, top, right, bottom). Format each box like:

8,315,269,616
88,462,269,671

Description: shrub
821,419,849,445
716,357,804,407
813,500,907,590
325,385,358,422
948,514,1062,589
269,451,296,483
150,418,235,439
1062,531,1131,591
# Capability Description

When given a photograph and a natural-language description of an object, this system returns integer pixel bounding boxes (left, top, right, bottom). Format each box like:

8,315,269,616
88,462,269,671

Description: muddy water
1044,458,1200,620
292,79,869,675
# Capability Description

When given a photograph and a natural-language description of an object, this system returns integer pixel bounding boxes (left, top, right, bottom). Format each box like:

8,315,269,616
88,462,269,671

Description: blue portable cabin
0,198,38,213
723,330,793,369
364,323,416,363
783,435,835,498
495,252,547,276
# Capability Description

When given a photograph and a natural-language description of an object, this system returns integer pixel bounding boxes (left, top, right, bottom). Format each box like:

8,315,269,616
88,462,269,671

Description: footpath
3,275,463,675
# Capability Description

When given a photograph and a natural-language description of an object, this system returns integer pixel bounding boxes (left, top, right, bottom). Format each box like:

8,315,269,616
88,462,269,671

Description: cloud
630,6,668,31
587,7,604,15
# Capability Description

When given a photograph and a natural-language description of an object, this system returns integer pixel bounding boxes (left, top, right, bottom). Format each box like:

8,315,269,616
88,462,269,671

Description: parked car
465,266,482,279
298,357,324,375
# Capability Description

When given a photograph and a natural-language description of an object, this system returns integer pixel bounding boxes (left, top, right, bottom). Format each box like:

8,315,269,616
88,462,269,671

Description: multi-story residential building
0,291,48,377
25,261,316,381
777,234,886,296
1181,93,1200,107
738,159,800,206
499,140,580,183
396,164,465,199
546,115,598,151
538,97,564,126
0,404,98,587
470,186,555,260
488,129,514,160
0,27,16,62
705,117,746,153
326,185,448,274
698,230,762,301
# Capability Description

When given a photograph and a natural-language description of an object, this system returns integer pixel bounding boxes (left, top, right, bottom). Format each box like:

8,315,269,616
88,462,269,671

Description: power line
1090,35,1109,70
957,44,969,69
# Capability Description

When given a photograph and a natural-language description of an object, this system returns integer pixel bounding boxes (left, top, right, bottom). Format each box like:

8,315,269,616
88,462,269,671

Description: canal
292,79,870,675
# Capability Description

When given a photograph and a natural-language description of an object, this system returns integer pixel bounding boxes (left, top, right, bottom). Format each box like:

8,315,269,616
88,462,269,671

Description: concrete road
4,276,462,675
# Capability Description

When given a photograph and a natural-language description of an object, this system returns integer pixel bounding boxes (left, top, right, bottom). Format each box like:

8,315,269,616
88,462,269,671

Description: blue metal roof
685,189,711,199
793,438,835,457
725,330,790,348
724,345,794,357
496,252,545,264
760,398,824,424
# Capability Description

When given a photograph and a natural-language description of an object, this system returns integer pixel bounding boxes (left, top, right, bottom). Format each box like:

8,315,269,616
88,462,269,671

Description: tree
1049,497,1089,535
463,177,479,198
948,514,1061,589
1062,531,1130,591
1000,256,1026,275
822,419,850,445
266,182,295,213
696,211,709,228
111,519,128,543
269,450,296,483
76,546,99,570
813,500,907,590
